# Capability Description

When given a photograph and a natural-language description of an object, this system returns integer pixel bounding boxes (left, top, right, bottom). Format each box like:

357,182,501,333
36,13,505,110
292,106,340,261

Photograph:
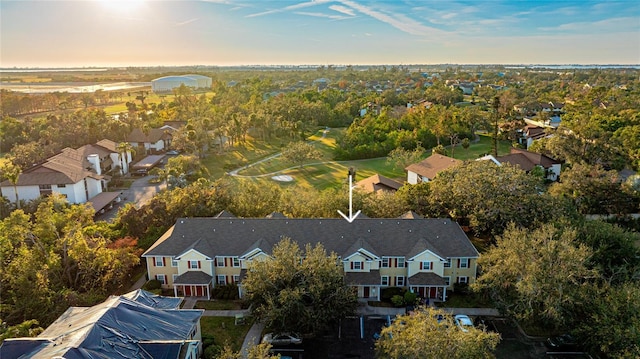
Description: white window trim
460,258,469,268
216,257,224,267
444,258,451,268
396,276,405,287
397,258,405,268
189,260,199,269
422,261,432,271
381,276,389,286
217,275,226,285
155,257,164,267
381,258,389,268
353,261,363,270
171,258,178,267
458,276,468,284
233,257,240,267
444,276,451,286
233,275,240,284
172,274,178,283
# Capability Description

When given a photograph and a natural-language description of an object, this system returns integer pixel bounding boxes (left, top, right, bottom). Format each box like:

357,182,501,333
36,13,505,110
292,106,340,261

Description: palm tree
116,142,136,175
0,157,22,209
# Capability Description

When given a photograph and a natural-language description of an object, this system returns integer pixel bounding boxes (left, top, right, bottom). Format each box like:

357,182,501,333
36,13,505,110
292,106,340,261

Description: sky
1,0,639,68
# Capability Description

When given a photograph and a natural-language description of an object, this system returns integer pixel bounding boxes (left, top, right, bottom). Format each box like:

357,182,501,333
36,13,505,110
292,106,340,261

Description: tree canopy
242,238,357,336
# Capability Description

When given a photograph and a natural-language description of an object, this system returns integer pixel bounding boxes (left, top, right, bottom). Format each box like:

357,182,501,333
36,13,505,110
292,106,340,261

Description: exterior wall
343,253,375,272
442,257,477,289
60,181,87,203
151,140,165,152
548,163,561,181
407,171,419,185
407,252,444,277
86,177,103,200
146,256,179,288
179,251,213,277
1,185,40,203
213,256,242,285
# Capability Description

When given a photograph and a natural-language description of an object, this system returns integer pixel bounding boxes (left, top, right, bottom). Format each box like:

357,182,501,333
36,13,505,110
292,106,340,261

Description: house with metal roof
142,212,479,302
0,139,132,212
0,290,203,359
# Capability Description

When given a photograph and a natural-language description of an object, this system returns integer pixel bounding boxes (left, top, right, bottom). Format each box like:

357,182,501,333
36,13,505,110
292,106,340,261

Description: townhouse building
142,212,479,302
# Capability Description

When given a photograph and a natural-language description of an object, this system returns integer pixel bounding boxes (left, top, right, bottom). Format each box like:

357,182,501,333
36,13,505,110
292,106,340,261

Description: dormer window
351,261,363,270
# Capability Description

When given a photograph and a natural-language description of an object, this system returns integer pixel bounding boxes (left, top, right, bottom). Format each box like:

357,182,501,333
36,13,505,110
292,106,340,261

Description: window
217,275,227,285
444,276,451,286
216,257,224,267
351,261,363,270
444,258,451,268
381,276,389,286
459,258,469,268
421,261,433,270
172,274,178,283
457,276,468,284
155,257,164,267
381,258,389,268
156,274,166,285
189,260,200,269
171,258,178,267
233,257,240,267
396,276,405,287
57,184,66,188
233,275,240,284
397,258,405,268
39,184,52,190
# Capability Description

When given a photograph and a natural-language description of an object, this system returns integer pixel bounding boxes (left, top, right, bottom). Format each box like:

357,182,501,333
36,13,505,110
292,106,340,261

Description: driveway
97,175,166,222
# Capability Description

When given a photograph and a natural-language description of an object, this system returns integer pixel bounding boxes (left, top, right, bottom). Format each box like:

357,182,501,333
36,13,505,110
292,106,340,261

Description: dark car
546,334,578,350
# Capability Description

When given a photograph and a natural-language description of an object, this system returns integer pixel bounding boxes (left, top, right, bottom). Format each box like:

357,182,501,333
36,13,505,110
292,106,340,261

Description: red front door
429,287,437,298
196,286,203,297
363,286,370,298
185,286,192,296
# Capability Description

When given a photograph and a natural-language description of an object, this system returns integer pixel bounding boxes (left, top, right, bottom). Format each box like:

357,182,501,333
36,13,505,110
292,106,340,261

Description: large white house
143,212,479,302
0,139,132,210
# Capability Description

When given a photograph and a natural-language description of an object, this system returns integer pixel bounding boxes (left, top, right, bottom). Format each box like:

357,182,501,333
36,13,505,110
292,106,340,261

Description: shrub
142,279,161,291
454,282,470,295
404,291,418,305
391,295,405,307
381,287,404,302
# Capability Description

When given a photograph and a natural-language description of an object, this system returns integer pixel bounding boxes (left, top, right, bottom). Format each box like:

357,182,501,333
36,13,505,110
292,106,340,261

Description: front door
196,286,203,297
429,287,437,298
363,286,370,298
185,286,192,296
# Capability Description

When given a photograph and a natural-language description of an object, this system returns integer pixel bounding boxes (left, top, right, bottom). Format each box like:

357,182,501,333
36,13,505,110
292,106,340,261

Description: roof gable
405,154,461,179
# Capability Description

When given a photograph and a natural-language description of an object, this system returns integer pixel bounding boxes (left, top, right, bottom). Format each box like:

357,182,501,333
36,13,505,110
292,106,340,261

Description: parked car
166,150,179,155
454,315,474,332
546,334,578,350
262,333,302,346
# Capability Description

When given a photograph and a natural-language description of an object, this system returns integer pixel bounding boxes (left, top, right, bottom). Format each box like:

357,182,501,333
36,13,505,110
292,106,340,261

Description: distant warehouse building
151,74,212,93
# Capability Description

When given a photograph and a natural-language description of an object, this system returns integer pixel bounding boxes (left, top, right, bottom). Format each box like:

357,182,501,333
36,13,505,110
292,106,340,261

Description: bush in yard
391,295,405,307
381,287,404,302
142,279,161,291
404,291,418,306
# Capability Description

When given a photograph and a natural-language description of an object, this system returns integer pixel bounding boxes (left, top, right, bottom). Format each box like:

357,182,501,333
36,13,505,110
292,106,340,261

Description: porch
173,271,213,300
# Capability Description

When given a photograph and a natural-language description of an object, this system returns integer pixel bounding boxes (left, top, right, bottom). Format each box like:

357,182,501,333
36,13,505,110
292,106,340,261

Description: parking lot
267,315,581,359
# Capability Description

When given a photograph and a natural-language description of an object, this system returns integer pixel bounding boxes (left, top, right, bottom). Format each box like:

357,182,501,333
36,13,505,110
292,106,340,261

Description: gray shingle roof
345,270,381,285
143,218,478,260
174,271,213,285
408,272,446,286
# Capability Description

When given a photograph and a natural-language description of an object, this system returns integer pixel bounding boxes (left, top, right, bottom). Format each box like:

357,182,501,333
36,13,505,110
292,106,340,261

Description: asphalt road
97,174,166,222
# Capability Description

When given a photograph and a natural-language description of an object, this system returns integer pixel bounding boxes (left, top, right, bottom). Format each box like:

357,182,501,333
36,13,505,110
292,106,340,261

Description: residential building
405,154,462,184
142,213,479,302
356,174,403,194
0,139,131,211
127,128,173,154
0,290,203,359
497,148,562,181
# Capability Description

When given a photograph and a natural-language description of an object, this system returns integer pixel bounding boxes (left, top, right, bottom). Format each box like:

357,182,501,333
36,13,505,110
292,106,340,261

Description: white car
454,315,474,332
262,333,302,346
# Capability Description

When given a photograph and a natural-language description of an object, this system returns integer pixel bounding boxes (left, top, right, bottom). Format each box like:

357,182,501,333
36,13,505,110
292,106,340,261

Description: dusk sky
1,0,639,68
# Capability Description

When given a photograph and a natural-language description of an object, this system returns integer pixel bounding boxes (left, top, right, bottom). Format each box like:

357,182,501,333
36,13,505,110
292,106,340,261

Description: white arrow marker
338,174,361,223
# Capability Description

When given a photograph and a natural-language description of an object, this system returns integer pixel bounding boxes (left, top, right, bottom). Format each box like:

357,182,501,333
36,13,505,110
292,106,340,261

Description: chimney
87,154,101,175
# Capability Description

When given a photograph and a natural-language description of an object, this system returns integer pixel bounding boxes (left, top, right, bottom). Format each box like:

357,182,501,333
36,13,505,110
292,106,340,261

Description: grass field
200,316,253,352
213,131,513,191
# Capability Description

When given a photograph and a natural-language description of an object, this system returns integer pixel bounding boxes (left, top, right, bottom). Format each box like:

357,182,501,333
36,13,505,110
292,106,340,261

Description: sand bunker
272,175,294,182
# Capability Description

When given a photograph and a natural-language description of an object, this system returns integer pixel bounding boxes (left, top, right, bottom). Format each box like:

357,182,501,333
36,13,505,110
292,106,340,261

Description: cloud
295,11,349,20
175,18,198,26
246,0,331,18
329,4,355,17
538,16,639,33
336,0,446,37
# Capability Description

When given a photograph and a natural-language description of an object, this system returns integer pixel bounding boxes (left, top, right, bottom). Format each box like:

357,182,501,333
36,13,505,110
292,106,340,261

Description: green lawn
201,129,514,191
195,300,243,310
200,316,253,352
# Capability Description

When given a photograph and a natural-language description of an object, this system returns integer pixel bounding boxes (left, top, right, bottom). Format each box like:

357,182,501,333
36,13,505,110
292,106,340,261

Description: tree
386,145,425,171
281,141,322,169
427,160,562,234
116,142,135,175
474,224,595,327
375,306,500,359
549,163,638,214
0,157,22,209
242,238,357,336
